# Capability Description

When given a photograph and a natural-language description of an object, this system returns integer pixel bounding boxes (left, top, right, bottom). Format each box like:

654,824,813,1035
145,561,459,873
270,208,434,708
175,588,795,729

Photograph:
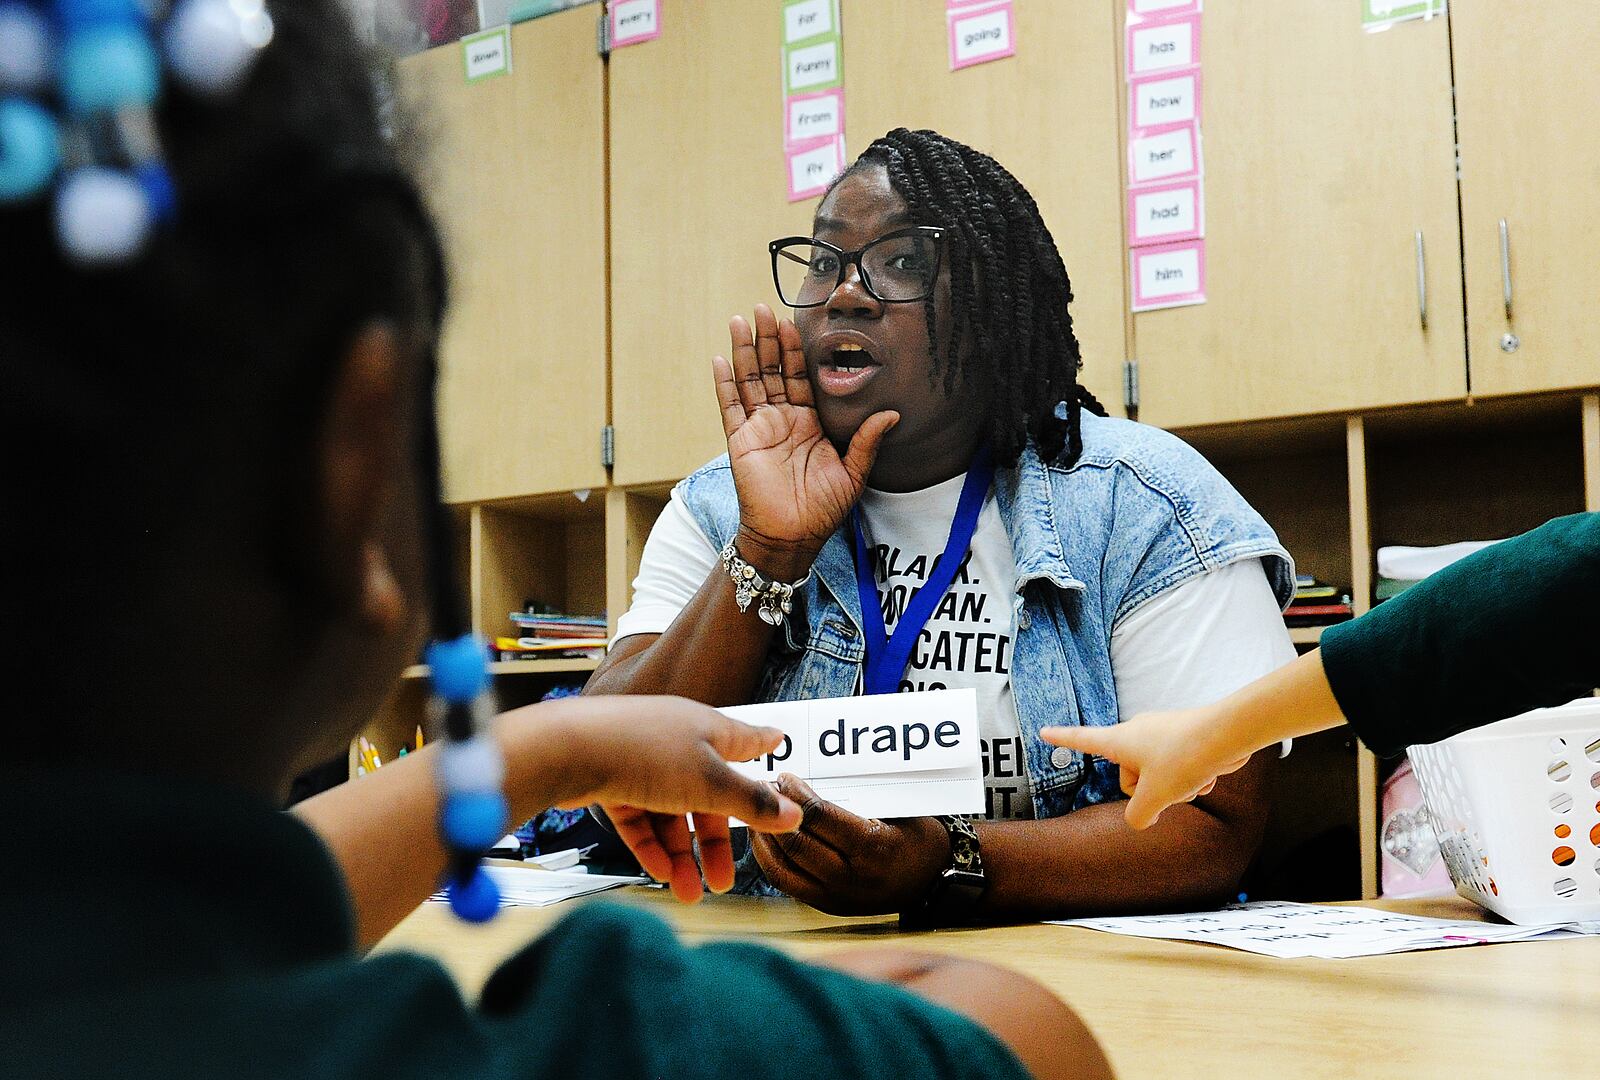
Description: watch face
944,816,982,872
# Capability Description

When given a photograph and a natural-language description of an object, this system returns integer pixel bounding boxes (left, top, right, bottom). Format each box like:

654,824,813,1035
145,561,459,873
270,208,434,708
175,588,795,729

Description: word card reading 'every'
609,0,660,49
724,689,983,820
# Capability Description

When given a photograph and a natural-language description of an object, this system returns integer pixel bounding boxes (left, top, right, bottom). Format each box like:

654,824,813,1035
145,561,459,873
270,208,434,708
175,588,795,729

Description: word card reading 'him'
723,688,983,820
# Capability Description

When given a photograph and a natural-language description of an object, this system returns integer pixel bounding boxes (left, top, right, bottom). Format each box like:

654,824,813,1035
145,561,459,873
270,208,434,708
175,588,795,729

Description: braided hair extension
842,128,1108,468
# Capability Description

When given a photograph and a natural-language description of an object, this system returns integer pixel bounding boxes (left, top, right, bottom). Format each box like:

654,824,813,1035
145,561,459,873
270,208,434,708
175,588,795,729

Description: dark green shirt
0,766,1027,1080
1321,512,1600,756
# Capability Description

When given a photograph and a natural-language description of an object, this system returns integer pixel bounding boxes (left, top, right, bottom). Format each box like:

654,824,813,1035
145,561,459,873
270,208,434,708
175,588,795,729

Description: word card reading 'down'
724,688,983,819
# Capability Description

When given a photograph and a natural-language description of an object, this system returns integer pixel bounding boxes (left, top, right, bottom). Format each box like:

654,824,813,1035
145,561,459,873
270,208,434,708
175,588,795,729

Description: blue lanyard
850,446,995,696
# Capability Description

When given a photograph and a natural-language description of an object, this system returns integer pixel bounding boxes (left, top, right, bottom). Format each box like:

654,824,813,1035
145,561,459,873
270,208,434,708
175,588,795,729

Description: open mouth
809,332,885,398
813,341,884,397
825,342,880,372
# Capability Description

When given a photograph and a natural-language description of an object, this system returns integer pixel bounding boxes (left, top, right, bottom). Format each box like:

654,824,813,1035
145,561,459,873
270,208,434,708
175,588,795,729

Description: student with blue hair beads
0,1,1110,1077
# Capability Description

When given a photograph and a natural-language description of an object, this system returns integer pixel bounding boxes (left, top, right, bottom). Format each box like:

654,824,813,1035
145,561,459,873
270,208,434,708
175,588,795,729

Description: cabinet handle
1499,218,1513,320
1414,231,1427,330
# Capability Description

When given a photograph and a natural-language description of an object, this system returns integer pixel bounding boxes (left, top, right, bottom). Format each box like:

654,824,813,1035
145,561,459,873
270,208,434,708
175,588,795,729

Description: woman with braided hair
591,128,1297,924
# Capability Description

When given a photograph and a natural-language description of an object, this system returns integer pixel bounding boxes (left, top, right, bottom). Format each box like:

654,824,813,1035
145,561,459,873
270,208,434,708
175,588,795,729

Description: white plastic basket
1407,698,1600,925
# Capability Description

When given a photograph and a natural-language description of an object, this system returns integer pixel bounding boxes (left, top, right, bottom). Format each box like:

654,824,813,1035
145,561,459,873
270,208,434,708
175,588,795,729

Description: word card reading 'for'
723,688,983,819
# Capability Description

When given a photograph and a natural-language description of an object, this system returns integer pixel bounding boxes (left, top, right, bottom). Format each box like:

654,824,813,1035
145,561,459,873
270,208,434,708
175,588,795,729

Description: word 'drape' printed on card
722,689,983,819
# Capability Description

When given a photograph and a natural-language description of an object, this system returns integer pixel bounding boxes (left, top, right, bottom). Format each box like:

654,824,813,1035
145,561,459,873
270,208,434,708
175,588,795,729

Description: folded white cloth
1376,539,1505,581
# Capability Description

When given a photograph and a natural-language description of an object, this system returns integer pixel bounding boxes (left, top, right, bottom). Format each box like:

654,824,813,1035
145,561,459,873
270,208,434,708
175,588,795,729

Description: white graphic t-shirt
852,475,1033,819
614,476,1296,822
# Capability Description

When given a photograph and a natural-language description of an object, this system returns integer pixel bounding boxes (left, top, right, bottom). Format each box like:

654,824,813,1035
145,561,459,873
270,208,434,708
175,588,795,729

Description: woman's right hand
713,303,898,577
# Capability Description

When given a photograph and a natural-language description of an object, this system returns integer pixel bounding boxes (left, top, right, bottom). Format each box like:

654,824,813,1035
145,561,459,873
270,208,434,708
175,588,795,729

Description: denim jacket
676,411,1294,819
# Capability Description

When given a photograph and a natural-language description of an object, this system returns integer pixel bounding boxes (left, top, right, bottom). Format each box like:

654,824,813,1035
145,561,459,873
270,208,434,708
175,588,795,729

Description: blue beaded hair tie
427,634,506,922
0,0,272,262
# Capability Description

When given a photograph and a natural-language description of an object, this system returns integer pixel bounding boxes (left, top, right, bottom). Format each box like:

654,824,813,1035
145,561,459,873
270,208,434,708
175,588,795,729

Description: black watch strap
900,816,986,929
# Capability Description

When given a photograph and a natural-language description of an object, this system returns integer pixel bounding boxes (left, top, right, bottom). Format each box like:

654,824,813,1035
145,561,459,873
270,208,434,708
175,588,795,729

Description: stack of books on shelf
496,608,608,661
1285,573,1353,628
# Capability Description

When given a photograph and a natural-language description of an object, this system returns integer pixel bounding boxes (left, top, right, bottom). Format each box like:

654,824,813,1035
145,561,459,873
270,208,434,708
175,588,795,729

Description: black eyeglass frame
768,225,947,308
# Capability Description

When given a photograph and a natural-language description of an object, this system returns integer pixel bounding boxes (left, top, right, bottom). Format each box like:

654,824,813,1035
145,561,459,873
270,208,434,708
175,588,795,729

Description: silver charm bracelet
719,538,811,626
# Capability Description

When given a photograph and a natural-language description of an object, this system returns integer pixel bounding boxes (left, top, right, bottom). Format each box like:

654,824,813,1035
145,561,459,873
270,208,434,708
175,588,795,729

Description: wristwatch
900,815,987,929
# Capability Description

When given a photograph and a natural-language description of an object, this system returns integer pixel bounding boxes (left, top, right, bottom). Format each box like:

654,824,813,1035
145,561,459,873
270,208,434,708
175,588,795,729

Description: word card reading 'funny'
723,688,983,819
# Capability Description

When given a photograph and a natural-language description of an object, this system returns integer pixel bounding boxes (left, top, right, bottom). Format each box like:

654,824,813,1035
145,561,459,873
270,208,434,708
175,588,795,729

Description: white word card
1131,238,1206,311
786,37,841,94
1127,13,1198,75
784,0,835,44
1128,178,1202,246
461,26,510,82
787,89,844,145
1052,901,1600,959
786,134,845,202
1129,67,1200,131
609,0,660,49
724,688,983,819
948,2,1015,71
1128,122,1199,184
1129,0,1200,17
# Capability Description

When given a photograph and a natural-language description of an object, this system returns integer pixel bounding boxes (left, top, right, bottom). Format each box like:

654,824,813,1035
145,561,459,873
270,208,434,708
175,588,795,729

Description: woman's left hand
748,774,952,915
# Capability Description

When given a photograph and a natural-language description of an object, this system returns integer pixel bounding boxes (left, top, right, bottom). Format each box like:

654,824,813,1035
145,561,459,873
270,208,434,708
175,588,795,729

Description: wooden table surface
377,888,1599,1079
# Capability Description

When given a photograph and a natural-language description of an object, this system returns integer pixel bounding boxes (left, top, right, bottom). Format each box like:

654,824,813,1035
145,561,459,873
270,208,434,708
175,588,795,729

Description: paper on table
1049,901,1600,959
723,689,983,820
429,865,648,910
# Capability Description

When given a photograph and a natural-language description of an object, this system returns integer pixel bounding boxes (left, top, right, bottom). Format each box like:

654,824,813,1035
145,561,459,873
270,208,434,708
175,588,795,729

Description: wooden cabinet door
1453,5,1600,397
397,9,609,503
1133,3,1465,427
609,0,814,487
843,1,1129,416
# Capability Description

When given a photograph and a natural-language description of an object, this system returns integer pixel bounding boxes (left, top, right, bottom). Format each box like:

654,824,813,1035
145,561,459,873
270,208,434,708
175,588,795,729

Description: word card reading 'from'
787,89,843,144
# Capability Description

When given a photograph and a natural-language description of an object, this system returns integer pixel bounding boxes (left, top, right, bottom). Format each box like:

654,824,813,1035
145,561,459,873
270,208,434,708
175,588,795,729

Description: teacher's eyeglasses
769,226,946,308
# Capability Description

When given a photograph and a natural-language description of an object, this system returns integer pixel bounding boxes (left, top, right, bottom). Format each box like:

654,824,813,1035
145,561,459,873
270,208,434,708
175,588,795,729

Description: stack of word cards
1124,0,1205,311
781,0,845,202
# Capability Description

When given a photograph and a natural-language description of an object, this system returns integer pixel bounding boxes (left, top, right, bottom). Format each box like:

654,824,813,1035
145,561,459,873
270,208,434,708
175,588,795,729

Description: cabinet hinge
596,10,611,57
601,424,615,468
1122,360,1140,414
